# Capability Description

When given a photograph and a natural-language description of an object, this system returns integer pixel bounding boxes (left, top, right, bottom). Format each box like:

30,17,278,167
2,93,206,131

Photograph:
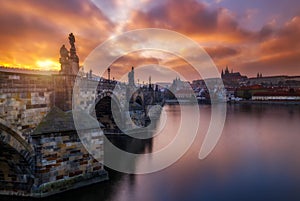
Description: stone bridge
0,33,163,197
76,78,162,134
0,74,161,197
0,69,112,197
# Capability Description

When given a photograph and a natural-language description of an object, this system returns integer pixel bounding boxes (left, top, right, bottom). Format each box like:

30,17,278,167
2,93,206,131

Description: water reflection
3,104,300,201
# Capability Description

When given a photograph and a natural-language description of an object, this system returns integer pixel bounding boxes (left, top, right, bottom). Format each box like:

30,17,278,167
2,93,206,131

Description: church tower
225,66,229,75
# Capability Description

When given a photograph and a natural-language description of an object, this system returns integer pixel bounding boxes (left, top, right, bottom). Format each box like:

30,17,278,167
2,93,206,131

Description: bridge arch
91,88,149,133
0,119,34,164
0,118,35,194
130,89,144,106
96,90,114,103
93,90,124,133
135,96,143,106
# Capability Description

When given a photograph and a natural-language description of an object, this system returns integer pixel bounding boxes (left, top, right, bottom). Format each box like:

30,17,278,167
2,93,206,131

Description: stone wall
31,129,106,197
0,71,53,138
53,74,76,111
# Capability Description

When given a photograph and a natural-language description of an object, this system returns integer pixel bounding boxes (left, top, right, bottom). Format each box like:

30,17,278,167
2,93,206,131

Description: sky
0,0,300,82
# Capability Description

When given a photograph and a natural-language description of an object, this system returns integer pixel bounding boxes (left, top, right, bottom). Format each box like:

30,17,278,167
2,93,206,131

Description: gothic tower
225,65,229,75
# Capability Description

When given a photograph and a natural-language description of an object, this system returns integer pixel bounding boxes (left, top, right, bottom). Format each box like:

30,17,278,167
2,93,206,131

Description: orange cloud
0,0,113,70
236,16,300,76
126,0,254,44
0,0,299,79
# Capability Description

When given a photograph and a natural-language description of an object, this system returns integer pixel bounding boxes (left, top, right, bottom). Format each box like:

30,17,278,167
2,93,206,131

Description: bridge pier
0,107,108,198
30,107,107,198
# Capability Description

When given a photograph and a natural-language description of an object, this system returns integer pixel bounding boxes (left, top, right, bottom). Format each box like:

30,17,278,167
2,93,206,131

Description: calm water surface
15,104,300,201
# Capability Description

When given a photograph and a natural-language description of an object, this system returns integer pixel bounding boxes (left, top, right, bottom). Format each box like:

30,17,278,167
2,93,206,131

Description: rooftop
32,107,103,135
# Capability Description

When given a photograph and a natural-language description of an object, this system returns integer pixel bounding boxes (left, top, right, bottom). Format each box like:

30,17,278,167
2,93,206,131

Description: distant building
155,82,172,89
248,75,300,87
252,91,300,101
192,79,206,90
221,66,247,87
163,77,193,101
170,77,191,91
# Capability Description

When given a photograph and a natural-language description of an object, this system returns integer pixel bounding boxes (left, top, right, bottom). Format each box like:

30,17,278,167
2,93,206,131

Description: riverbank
165,99,300,105
229,100,300,105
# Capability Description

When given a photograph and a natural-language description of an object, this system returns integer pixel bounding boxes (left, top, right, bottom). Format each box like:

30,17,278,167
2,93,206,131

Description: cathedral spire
225,66,229,74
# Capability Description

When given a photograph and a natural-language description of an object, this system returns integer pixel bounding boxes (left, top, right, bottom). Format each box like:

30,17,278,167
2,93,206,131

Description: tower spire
225,65,229,74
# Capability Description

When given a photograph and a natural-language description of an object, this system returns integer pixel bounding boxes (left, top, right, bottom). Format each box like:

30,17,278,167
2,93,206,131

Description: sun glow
36,60,60,71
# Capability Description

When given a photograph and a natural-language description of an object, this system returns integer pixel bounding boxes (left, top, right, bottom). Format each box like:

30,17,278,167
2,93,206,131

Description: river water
16,104,300,201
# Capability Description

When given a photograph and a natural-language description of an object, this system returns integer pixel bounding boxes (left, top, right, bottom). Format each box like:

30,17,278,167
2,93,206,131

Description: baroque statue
60,45,69,59
69,33,75,46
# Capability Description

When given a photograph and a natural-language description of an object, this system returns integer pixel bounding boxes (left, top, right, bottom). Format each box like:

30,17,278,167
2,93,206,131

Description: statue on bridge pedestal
59,45,69,74
128,66,135,87
59,33,80,75
56,33,81,110
69,33,79,63
69,33,75,45
60,45,69,60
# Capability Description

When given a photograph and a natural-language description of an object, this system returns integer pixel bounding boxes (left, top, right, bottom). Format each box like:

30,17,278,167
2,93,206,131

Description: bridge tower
53,33,80,111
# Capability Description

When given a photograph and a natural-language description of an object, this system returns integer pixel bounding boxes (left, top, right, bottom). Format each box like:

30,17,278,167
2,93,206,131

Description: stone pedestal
55,33,80,111
53,74,76,111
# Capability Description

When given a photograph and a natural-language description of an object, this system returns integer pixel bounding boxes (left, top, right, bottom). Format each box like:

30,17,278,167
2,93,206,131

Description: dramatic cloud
126,0,254,43
205,46,241,59
239,16,300,76
260,16,300,55
0,0,299,79
0,0,113,70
